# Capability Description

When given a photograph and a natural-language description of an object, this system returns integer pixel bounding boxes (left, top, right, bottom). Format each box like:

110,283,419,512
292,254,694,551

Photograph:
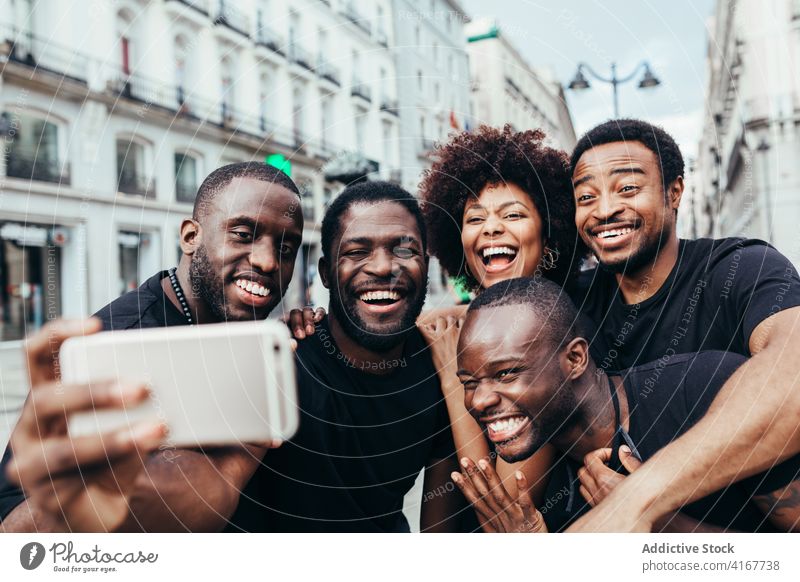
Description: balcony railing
213,0,250,37
342,2,371,34
255,26,285,55
167,0,210,15
316,58,341,85
108,72,179,112
118,171,156,198
288,44,314,71
5,150,70,185
351,81,372,102
379,97,399,116
2,25,89,83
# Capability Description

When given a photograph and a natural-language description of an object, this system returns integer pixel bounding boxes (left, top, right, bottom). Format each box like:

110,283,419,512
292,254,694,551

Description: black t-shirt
573,238,800,371
542,351,800,532
227,316,454,532
0,271,187,522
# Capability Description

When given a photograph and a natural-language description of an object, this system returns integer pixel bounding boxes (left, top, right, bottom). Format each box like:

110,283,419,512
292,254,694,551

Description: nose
482,213,505,237
469,381,501,415
593,192,624,222
363,247,398,279
249,238,279,274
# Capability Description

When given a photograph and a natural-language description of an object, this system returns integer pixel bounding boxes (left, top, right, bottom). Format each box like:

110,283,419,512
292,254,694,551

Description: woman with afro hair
417,125,587,529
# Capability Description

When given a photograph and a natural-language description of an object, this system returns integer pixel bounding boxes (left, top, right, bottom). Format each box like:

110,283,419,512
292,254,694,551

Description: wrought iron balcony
255,26,285,55
379,97,399,116
118,171,156,198
288,44,314,71
351,80,372,102
316,58,341,85
1,25,89,83
166,0,210,15
5,150,71,185
342,2,371,35
107,72,179,112
213,0,250,37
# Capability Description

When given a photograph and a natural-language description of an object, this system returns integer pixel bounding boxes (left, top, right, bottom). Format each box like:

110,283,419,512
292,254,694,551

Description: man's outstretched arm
569,307,800,531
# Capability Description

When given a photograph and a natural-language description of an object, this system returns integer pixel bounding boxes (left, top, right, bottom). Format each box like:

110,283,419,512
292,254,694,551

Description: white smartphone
60,320,298,447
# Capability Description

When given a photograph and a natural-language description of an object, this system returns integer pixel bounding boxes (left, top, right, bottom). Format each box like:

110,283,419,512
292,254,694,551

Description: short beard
497,375,578,464
598,226,668,276
328,281,427,352
189,243,229,321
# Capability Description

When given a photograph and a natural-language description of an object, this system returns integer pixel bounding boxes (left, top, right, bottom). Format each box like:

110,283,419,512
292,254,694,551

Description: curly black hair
418,124,585,291
570,118,684,193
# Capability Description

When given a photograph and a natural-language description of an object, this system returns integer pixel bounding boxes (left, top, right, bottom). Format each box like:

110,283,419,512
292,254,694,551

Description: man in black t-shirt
0,162,305,532
452,278,800,532
565,119,800,531
229,182,461,532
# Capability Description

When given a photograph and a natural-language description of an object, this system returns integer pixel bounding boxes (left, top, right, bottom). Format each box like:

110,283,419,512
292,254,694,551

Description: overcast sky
458,0,715,159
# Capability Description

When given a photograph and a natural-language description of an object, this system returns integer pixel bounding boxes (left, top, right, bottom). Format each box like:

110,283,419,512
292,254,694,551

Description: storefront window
0,222,64,340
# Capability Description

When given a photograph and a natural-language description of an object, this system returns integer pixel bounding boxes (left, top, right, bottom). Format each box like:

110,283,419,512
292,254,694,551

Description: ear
318,256,330,289
179,219,201,256
667,176,684,211
559,337,590,381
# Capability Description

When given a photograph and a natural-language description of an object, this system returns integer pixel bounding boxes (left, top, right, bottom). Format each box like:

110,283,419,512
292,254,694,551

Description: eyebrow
464,200,529,212
572,166,646,189
340,235,421,247
456,357,527,377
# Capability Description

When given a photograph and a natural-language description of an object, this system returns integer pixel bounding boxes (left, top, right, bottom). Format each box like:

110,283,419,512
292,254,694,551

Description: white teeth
359,290,401,302
487,416,526,433
597,227,633,239
482,246,517,258
236,279,270,297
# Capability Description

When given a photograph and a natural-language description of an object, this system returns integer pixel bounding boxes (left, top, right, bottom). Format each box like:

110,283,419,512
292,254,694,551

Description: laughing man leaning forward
566,119,800,531
452,278,800,532
228,181,463,532
0,162,307,531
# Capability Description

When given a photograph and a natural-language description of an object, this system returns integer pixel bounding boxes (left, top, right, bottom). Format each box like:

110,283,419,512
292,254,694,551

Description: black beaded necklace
168,267,194,325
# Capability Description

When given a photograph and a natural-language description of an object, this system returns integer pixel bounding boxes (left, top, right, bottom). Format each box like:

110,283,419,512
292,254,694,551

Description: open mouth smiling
479,245,519,273
480,413,532,444
589,222,640,246
356,287,409,313
235,278,271,297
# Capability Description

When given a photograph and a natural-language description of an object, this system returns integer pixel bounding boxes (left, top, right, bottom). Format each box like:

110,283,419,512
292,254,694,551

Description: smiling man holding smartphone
0,162,306,532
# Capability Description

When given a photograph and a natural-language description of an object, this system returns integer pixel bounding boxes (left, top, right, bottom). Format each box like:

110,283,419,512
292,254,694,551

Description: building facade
464,18,577,152
696,0,800,267
0,0,400,340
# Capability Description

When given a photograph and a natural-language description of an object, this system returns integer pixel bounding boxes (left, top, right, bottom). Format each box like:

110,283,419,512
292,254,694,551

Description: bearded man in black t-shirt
452,278,800,533
0,162,306,532
565,119,800,531
229,182,462,532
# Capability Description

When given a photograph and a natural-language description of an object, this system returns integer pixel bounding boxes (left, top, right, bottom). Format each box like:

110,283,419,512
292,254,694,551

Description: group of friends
0,118,799,533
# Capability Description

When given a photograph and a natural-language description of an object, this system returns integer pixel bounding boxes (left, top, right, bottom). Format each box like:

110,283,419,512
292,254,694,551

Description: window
221,57,235,121
174,153,199,203
355,115,366,154
4,112,67,184
417,69,423,92
294,86,305,143
116,138,150,196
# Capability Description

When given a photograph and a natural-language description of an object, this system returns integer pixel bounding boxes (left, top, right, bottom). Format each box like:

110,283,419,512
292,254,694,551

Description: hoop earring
541,247,559,271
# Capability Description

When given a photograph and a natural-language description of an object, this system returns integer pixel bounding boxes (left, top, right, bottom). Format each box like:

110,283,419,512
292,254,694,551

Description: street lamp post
568,61,661,117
